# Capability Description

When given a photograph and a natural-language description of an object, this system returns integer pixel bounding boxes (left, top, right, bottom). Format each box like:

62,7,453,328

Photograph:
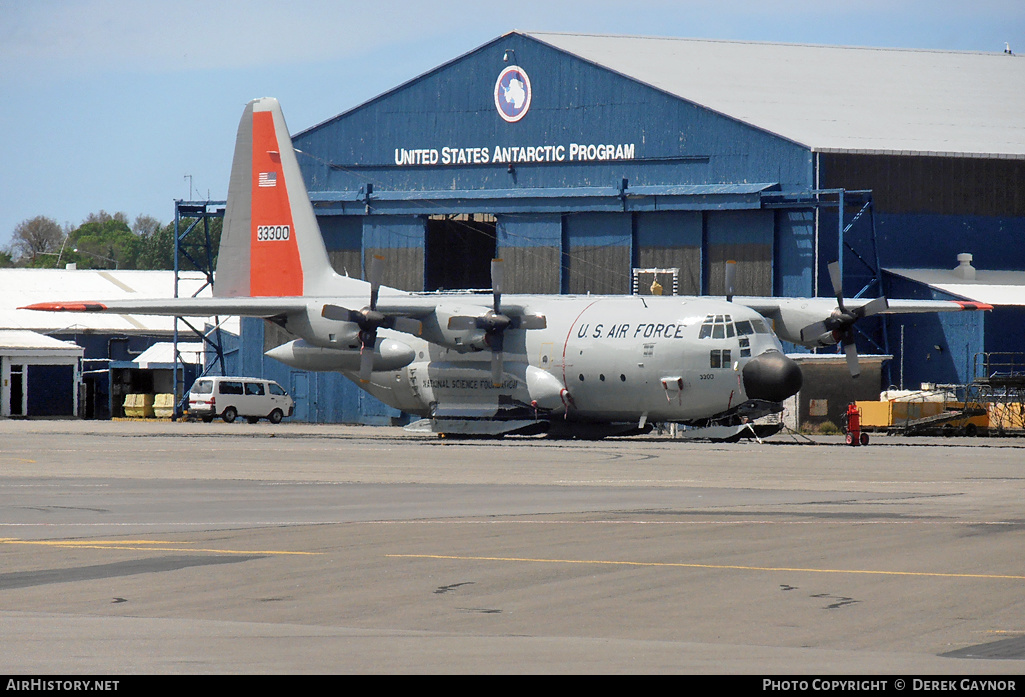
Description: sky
2,0,1022,251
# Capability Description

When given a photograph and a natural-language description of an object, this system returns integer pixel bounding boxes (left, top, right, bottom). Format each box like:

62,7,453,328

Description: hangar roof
886,267,1025,306
0,330,84,354
1,269,239,335
526,32,1025,159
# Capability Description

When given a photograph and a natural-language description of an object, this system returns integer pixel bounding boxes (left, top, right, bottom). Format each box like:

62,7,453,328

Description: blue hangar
234,32,1025,424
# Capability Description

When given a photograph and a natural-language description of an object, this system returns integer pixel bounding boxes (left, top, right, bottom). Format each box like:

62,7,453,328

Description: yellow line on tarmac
0,539,320,556
387,554,1025,580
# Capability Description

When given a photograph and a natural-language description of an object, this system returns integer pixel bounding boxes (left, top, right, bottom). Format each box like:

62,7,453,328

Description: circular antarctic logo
494,65,532,123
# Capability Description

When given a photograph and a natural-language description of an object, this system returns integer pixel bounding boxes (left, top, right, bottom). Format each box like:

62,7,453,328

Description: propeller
448,258,546,386
799,261,888,378
321,255,422,383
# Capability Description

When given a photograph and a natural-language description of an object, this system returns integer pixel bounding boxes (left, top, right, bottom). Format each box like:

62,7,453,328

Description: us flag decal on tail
258,171,277,187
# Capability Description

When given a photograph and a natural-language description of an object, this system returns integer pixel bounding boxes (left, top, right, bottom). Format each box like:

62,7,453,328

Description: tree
132,214,161,238
9,216,64,263
66,214,139,269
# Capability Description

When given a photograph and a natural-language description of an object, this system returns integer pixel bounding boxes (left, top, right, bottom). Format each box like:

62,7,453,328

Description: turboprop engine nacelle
419,303,490,352
264,339,415,373
282,303,362,349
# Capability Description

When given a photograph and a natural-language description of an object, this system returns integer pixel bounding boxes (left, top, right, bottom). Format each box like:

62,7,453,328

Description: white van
188,377,295,424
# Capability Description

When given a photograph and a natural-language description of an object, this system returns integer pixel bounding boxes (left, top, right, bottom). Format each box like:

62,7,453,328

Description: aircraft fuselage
276,293,789,427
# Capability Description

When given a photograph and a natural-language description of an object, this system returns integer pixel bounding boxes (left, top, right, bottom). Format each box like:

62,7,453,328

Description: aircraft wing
736,296,992,348
20,296,312,318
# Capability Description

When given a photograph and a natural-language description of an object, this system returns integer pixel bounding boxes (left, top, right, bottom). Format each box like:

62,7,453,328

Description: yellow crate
988,403,1025,431
153,393,175,419
856,401,893,428
123,393,155,418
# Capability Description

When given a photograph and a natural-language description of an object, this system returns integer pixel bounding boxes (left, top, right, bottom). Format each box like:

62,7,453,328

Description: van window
269,383,286,396
219,381,244,395
192,380,213,394
245,382,265,396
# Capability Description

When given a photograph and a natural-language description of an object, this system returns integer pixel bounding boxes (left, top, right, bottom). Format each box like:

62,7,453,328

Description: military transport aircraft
23,98,990,439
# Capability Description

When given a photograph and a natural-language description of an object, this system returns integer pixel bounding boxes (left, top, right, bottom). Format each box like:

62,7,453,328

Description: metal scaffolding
172,200,227,419
761,188,890,379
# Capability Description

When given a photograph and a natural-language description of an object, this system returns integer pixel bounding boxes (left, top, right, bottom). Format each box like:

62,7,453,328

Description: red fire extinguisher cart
842,402,869,446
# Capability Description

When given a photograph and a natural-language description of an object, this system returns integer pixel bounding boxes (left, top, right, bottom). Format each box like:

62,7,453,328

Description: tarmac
1,419,1024,674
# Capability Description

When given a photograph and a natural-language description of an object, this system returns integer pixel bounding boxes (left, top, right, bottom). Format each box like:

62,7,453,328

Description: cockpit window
751,319,771,334
735,320,754,336
699,314,736,340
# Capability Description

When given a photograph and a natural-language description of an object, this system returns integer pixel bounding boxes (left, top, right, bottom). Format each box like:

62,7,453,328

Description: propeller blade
858,296,889,318
491,350,504,387
827,261,845,312
322,304,356,322
724,260,736,302
447,316,479,331
491,258,504,313
389,316,423,336
358,343,375,383
513,313,547,330
367,254,384,310
800,320,829,344
843,341,860,379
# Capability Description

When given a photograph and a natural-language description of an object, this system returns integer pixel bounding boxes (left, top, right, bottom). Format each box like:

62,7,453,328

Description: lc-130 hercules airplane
24,98,991,439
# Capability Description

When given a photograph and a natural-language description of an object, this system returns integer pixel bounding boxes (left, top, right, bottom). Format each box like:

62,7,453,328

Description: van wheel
246,416,260,424
269,409,283,425
201,415,214,423
222,407,237,423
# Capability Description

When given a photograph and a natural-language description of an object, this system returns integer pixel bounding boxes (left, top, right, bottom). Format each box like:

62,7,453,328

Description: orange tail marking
249,110,303,296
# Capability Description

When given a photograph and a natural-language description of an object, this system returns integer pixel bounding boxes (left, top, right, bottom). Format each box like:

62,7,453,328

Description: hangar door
496,214,561,294
705,210,773,296
564,212,632,295
27,364,75,416
425,214,496,291
635,211,702,295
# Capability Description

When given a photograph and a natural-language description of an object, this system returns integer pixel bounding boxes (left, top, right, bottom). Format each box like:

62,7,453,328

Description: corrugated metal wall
822,153,1025,271
320,215,362,278
363,216,425,291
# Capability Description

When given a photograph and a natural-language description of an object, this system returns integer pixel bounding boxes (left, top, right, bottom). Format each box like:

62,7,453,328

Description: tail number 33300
257,225,291,241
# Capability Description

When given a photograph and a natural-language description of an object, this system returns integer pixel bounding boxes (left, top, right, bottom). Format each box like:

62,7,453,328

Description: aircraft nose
742,351,802,402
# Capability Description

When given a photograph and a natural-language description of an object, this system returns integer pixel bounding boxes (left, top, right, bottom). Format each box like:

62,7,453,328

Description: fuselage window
710,349,733,369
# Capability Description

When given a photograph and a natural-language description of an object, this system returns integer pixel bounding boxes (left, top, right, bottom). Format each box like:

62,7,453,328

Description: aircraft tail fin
215,97,337,298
